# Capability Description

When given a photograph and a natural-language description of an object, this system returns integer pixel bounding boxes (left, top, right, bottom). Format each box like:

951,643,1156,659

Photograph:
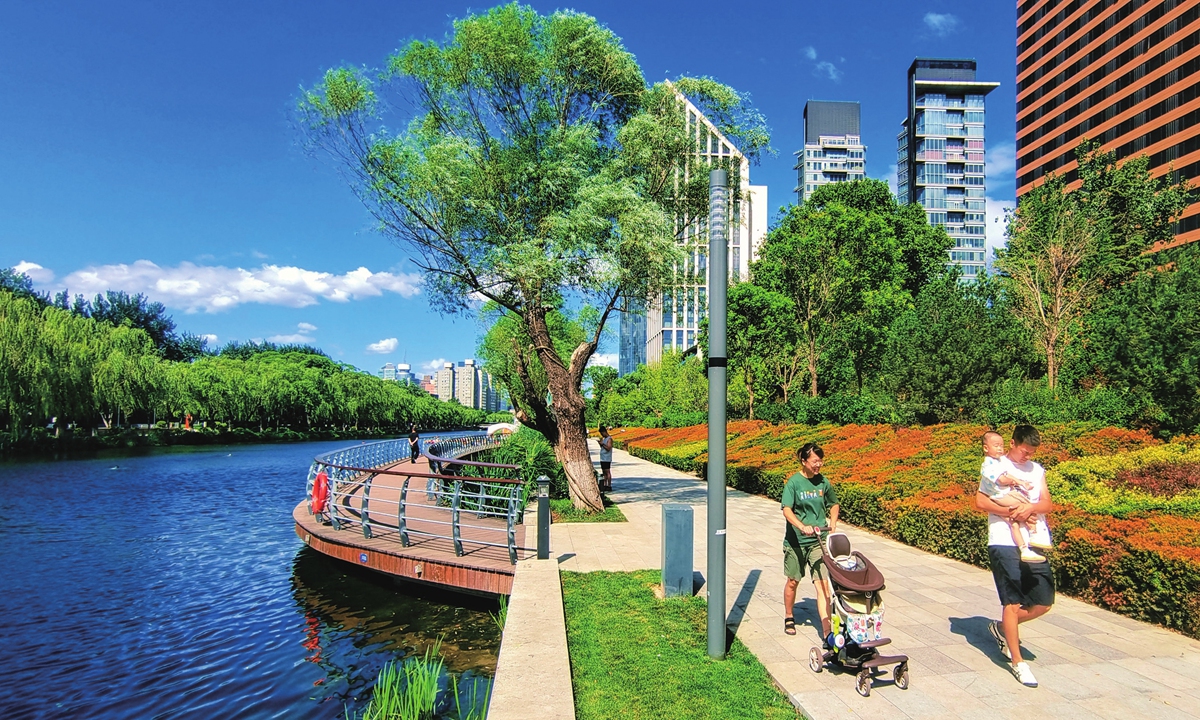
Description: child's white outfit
980,456,1052,549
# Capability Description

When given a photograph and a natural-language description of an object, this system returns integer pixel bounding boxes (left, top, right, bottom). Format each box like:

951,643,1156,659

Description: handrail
305,434,529,565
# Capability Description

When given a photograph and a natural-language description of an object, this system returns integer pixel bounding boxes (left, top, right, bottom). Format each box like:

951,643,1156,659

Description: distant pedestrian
409,424,420,463
781,442,839,643
975,424,1055,688
598,425,613,492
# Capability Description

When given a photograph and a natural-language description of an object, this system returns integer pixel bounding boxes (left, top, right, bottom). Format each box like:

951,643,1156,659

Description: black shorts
988,545,1055,608
600,461,611,471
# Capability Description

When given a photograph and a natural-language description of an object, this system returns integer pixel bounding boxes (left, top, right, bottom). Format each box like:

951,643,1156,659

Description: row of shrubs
611,422,1200,638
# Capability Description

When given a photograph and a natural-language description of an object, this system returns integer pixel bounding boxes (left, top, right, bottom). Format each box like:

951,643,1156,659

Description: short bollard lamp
537,475,550,560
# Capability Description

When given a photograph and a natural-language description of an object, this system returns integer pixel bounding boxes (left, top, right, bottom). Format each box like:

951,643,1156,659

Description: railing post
537,475,550,560
398,476,410,547
451,479,464,557
329,469,343,530
362,472,375,539
506,483,519,564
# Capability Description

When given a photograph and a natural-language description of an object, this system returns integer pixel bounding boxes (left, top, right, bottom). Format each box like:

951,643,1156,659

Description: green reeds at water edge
358,641,492,720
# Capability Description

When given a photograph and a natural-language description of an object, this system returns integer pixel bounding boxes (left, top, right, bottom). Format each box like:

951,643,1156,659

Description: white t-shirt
599,436,613,462
982,455,1046,547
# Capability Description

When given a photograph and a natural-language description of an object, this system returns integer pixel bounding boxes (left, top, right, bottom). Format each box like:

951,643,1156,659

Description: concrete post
707,168,729,659
661,504,694,597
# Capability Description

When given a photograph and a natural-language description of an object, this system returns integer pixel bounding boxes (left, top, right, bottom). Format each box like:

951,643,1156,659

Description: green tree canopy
297,3,769,510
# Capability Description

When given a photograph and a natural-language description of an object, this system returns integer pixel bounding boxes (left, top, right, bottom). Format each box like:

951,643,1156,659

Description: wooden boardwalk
294,457,529,595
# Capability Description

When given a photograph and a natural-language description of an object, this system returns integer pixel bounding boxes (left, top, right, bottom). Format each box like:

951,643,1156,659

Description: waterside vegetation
0,283,485,455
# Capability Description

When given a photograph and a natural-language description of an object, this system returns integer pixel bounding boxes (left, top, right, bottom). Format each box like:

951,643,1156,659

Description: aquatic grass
489,595,507,632
361,642,444,720
451,674,492,720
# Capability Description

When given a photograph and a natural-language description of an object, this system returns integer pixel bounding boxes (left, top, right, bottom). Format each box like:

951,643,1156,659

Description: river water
1,439,501,719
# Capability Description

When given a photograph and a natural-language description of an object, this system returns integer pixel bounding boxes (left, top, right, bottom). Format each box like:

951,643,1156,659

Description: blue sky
1,1,1016,376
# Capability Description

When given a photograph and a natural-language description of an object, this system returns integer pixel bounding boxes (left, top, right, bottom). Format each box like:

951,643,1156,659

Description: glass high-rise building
795,100,867,204
897,58,999,278
1016,0,1200,249
619,86,768,372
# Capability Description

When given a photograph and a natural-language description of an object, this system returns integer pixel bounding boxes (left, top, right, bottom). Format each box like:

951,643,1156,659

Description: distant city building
794,101,866,204
1016,0,1200,249
419,374,436,395
379,362,397,381
620,85,768,371
455,360,480,409
395,363,415,385
897,58,999,279
618,304,645,376
435,362,455,401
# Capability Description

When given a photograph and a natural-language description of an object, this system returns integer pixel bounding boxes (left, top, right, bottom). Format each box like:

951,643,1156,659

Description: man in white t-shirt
974,424,1055,689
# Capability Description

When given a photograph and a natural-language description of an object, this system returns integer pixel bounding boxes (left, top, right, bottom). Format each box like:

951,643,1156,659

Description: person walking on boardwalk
408,424,420,464
781,442,839,643
974,424,1055,688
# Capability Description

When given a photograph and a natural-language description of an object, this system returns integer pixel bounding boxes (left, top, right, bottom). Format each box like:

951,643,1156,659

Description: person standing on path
974,424,1055,688
597,425,614,492
408,424,420,464
781,442,839,642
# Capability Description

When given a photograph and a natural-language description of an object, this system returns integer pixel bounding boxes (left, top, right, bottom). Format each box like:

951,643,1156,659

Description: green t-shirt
781,472,839,548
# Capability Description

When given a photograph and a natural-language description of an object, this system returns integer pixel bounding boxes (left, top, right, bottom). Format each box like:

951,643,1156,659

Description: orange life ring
312,471,329,514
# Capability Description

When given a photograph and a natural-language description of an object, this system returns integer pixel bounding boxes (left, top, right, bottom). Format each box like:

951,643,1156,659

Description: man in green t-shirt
781,442,840,642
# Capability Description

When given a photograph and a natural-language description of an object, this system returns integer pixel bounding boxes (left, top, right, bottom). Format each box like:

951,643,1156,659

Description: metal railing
305,435,529,564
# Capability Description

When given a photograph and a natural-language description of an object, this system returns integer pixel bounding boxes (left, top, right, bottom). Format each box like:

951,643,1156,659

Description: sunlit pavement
550,441,1200,720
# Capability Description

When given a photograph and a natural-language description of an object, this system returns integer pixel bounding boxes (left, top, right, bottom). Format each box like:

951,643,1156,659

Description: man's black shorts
988,545,1055,608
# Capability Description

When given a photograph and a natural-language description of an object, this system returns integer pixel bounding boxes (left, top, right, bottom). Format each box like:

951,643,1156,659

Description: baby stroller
808,529,909,697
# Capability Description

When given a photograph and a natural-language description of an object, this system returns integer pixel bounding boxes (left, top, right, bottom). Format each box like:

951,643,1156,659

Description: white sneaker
1028,518,1053,549
1019,547,1047,563
1011,661,1038,688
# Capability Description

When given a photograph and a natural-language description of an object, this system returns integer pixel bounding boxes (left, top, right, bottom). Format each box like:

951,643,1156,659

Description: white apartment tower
794,101,866,204
626,88,768,369
435,362,455,401
897,58,999,278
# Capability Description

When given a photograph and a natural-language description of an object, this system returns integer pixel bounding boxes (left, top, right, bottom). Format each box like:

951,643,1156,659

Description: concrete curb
487,557,575,720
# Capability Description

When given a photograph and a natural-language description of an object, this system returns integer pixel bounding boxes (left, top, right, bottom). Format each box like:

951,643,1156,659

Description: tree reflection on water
289,546,500,716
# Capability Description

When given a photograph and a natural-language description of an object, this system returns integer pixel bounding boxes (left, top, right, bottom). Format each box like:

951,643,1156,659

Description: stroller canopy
824,533,886,593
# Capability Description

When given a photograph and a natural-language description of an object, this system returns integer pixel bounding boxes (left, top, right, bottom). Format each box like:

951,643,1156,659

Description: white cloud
814,61,843,82
924,12,960,37
269,333,315,344
986,142,1017,183
31,260,421,313
251,250,269,259
366,337,399,354
424,358,449,371
297,322,318,332
803,46,817,60
12,261,55,283
200,333,218,345
886,164,899,195
986,197,1016,268
589,353,619,369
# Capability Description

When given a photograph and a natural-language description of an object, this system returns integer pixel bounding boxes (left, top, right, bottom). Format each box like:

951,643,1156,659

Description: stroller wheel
894,662,909,690
856,670,872,697
808,646,824,673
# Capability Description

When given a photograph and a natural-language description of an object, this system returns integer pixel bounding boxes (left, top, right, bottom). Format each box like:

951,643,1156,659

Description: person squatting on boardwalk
780,442,840,643
975,424,1056,688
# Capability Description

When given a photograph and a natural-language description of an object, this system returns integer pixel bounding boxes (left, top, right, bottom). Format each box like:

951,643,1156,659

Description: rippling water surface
1,440,501,719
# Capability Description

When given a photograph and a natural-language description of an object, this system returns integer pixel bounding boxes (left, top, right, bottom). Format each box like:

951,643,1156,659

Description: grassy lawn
561,570,798,720
549,495,627,523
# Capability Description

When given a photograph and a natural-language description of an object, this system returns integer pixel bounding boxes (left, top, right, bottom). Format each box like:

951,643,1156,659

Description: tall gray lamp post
706,168,728,660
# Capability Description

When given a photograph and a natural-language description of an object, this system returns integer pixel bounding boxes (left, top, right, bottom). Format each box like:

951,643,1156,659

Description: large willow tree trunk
527,310,604,513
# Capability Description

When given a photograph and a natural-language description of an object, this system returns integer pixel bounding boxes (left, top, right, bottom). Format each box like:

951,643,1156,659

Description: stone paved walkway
553,442,1200,720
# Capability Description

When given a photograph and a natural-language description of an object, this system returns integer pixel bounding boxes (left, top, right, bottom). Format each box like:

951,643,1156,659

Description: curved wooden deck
294,457,529,595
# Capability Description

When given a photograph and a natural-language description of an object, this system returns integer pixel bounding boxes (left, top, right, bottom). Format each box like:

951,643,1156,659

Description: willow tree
297,3,769,510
